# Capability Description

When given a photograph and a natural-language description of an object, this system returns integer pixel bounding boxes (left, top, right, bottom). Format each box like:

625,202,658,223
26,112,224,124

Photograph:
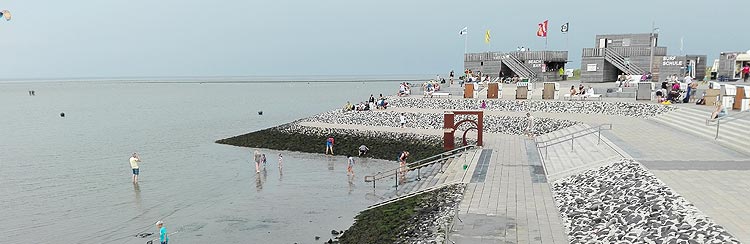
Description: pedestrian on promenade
358,145,369,156
325,136,335,155
742,64,749,82
525,113,535,138
155,220,169,244
399,113,407,128
278,153,283,169
347,155,355,176
129,153,141,183
253,150,262,173
449,70,454,84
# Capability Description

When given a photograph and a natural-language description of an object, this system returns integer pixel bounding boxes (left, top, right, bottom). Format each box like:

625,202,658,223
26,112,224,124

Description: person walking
449,70,454,85
155,220,169,244
129,153,141,183
325,136,335,155
399,113,407,128
253,150,262,173
278,153,283,169
261,154,267,168
346,155,355,176
742,64,749,82
525,113,535,138
398,151,409,174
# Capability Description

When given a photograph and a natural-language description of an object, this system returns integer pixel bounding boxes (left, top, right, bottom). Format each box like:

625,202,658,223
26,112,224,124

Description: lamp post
649,23,659,75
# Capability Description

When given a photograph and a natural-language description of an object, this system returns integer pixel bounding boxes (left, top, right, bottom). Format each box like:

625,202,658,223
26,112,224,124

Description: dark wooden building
464,51,568,81
580,33,706,82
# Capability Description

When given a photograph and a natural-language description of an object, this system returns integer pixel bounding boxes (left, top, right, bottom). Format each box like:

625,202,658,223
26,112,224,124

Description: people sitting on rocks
423,81,435,98
398,82,411,97
377,95,388,109
343,101,354,112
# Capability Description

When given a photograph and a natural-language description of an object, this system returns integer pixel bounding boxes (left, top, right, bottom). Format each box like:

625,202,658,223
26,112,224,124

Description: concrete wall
581,57,606,83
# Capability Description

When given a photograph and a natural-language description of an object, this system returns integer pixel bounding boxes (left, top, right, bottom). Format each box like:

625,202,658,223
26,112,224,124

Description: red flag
537,20,548,37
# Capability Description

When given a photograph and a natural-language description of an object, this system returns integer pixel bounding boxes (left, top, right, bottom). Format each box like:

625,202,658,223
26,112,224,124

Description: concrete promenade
311,83,750,242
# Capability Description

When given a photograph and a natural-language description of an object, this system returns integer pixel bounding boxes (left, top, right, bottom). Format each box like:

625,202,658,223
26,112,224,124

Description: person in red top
742,64,749,82
325,136,335,155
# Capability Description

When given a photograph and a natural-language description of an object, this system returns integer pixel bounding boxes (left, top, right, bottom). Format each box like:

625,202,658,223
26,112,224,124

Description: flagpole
464,32,468,54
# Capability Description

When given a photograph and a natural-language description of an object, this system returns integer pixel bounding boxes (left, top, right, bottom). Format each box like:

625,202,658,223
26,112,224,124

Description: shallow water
0,81,398,243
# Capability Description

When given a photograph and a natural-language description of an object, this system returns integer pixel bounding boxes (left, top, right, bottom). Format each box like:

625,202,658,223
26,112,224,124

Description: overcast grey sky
0,0,747,79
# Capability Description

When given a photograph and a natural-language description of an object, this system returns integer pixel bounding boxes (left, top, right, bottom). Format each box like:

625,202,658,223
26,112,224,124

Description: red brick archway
443,110,483,150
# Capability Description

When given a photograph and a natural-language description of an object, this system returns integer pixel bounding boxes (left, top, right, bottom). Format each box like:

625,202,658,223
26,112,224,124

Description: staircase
604,48,646,75
501,53,536,79
367,148,481,208
651,107,750,155
534,123,626,182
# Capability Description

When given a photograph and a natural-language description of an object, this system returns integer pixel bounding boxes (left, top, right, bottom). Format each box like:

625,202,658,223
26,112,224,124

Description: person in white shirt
399,113,407,128
129,153,141,183
684,74,693,84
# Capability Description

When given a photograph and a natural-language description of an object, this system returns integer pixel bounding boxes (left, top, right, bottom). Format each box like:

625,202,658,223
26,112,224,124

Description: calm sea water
0,81,398,243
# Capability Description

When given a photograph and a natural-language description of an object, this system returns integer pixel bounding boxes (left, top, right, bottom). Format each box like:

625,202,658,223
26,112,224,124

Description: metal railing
363,145,477,189
705,110,750,139
582,47,667,57
534,124,613,159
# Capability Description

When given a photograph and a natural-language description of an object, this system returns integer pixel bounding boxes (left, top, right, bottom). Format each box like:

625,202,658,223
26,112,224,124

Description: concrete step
653,107,750,155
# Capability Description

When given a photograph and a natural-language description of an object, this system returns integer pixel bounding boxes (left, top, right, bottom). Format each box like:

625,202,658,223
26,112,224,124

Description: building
716,51,750,81
464,50,568,81
580,33,706,83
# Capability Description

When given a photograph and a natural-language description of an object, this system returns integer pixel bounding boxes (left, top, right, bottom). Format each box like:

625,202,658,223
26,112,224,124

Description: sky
0,0,747,80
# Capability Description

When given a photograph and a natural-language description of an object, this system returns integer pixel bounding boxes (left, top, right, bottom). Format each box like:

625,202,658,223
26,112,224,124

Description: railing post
571,133,575,151
715,119,720,140
395,169,398,190
373,179,376,189
417,167,421,181
598,126,602,145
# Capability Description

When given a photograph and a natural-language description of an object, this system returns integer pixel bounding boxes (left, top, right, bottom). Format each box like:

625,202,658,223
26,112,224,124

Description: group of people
398,83,411,97
253,150,282,173
422,80,441,98
343,94,389,112
569,84,595,97
324,135,371,176
655,74,698,104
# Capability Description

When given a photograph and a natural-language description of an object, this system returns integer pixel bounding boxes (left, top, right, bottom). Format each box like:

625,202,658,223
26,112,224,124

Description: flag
485,30,491,44
537,20,548,37
459,27,468,36
561,22,569,33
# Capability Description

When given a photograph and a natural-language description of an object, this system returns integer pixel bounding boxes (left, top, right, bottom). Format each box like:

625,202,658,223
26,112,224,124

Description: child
347,155,355,176
261,154,267,167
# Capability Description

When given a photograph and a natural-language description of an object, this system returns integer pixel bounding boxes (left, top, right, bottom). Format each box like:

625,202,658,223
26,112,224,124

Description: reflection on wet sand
133,182,142,209
348,176,355,195
255,168,267,192
278,167,283,182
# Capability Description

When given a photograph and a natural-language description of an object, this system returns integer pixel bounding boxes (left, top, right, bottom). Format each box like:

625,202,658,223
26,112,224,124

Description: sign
662,56,683,66
587,64,597,72
527,60,543,68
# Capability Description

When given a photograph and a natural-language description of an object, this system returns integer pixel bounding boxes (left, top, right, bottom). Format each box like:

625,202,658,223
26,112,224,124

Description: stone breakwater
387,97,674,118
552,160,739,243
303,110,579,136
216,121,446,162
338,183,465,244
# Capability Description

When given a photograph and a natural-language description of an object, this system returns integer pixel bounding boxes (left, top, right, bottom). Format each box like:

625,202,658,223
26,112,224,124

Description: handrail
705,109,750,139
535,124,613,159
363,145,477,188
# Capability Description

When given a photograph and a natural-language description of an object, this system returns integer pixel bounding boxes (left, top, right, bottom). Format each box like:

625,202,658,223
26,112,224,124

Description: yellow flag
485,30,491,43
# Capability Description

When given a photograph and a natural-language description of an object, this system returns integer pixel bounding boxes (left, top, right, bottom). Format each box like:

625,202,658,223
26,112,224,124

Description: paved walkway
449,134,568,244
300,97,750,243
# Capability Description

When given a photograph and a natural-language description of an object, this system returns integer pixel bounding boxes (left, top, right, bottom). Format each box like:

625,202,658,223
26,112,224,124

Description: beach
0,80,400,243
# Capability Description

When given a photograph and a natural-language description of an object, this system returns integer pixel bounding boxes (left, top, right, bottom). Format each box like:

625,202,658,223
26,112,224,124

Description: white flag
459,27,468,36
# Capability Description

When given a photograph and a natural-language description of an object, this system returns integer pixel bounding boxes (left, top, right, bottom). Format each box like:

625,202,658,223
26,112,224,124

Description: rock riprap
387,97,674,118
338,184,465,244
303,110,578,136
551,160,739,243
